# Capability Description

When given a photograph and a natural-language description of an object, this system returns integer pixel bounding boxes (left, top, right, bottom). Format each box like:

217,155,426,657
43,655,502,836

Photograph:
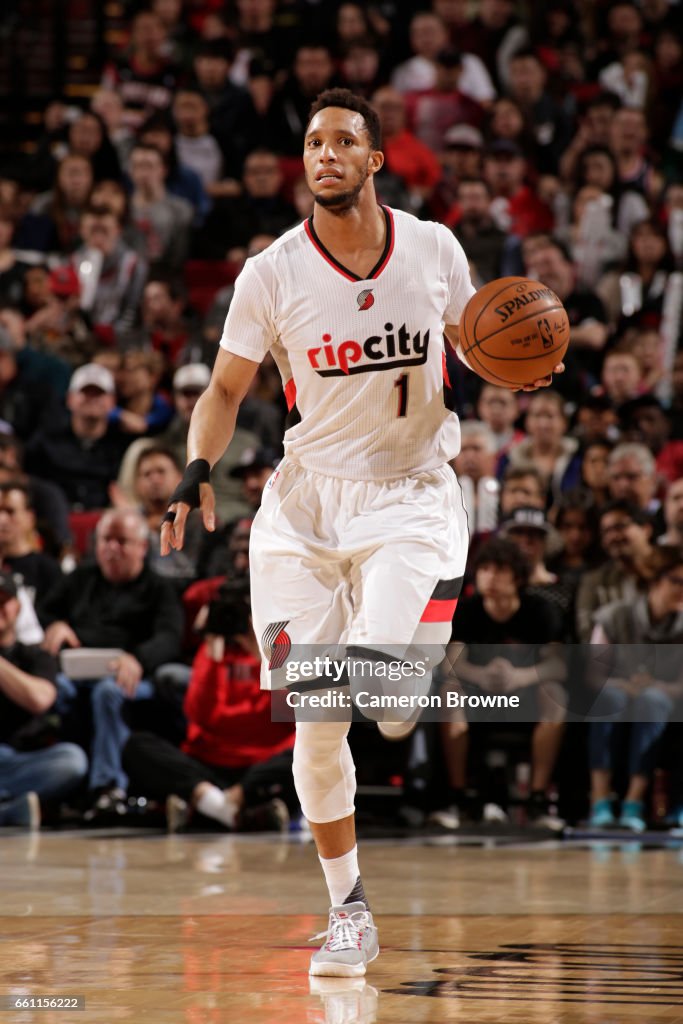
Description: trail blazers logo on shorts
262,621,291,669
357,288,374,311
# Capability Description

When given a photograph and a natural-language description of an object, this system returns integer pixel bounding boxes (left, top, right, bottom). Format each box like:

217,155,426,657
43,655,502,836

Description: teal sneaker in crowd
618,800,647,833
588,798,615,828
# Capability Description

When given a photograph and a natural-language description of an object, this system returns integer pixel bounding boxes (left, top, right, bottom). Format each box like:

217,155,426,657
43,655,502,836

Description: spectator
577,439,613,509
391,11,495,105
559,92,622,183
171,88,223,191
437,537,566,829
371,87,442,204
266,44,337,156
458,0,528,92
0,325,64,443
619,395,683,485
597,219,683,336
229,446,282,513
65,111,122,183
0,571,87,829
526,238,609,385
587,545,683,831
110,350,173,437
572,392,619,447
405,48,486,153
140,276,193,367
487,96,537,161
128,144,194,272
600,347,642,407
157,363,259,524
25,363,130,511
476,383,523,464
90,89,135,169
0,210,27,308
451,178,508,282
130,444,208,589
498,464,547,516
608,107,659,202
194,149,296,259
0,435,71,556
70,204,148,340
573,144,649,240
499,391,581,503
483,140,553,238
599,50,650,110
630,327,666,399
138,114,210,226
558,185,627,287
340,39,384,100
39,508,182,819
500,505,574,636
660,478,683,548
548,495,600,638
21,154,94,254
505,49,572,174
452,421,499,535
575,500,653,642
606,442,660,517
429,124,484,224
0,481,62,602
123,579,295,832
191,39,258,178
101,10,179,130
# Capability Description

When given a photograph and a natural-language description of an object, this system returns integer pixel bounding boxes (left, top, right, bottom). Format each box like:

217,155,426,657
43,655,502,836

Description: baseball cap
173,363,211,392
229,446,281,478
0,571,18,600
443,124,484,150
49,265,81,298
500,506,551,535
486,139,523,159
68,363,115,394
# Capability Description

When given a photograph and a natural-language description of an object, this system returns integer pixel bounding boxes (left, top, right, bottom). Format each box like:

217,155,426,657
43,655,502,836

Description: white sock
319,845,361,907
196,785,237,829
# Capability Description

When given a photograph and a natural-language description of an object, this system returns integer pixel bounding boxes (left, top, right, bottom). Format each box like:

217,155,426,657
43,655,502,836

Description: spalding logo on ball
459,277,570,388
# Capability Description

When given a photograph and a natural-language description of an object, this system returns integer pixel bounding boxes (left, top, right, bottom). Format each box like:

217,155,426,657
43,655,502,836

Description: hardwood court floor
1,832,683,1023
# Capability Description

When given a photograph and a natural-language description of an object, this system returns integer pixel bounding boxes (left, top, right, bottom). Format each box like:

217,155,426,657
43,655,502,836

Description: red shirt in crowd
182,644,295,769
382,130,443,194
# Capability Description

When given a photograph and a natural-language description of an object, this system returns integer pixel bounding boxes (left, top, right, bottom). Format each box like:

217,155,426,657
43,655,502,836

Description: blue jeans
589,684,674,778
56,674,155,791
0,743,88,802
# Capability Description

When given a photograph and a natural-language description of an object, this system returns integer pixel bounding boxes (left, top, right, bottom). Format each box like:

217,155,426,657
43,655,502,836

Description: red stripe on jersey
284,377,297,411
420,598,458,622
304,219,357,282
442,350,451,388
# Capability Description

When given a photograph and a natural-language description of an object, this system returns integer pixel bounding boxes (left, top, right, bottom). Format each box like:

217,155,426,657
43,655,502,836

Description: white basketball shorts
249,458,469,690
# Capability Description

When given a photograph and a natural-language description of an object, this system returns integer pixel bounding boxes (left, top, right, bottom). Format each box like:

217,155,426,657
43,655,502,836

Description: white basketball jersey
220,206,475,480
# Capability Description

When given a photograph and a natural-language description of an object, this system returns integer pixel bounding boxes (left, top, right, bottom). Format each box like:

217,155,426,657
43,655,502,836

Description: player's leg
344,466,469,737
249,464,377,974
293,705,379,977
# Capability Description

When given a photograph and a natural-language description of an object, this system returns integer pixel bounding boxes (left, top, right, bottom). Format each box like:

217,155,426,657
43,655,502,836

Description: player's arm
443,323,565,392
160,348,260,554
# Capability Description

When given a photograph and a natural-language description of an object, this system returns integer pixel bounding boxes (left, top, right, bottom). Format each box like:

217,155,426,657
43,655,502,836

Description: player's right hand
161,481,216,554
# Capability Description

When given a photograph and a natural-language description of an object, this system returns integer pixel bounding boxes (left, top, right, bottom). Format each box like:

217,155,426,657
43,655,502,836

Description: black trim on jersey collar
305,206,394,282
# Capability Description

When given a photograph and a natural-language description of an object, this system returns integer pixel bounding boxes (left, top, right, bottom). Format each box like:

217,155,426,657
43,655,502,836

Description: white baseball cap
68,363,115,394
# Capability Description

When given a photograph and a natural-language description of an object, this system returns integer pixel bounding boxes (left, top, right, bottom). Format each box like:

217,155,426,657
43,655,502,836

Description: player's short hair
307,88,382,151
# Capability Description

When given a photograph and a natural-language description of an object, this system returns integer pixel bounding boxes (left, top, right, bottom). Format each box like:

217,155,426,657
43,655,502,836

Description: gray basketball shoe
309,902,379,977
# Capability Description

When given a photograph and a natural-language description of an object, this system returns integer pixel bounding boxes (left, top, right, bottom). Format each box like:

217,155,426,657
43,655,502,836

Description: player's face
304,107,382,212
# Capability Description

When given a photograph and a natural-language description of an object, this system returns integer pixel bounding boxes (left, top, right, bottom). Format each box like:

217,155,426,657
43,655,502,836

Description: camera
204,577,252,641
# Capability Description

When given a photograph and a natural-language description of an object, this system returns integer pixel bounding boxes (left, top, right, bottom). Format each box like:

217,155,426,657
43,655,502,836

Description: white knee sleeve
292,720,356,824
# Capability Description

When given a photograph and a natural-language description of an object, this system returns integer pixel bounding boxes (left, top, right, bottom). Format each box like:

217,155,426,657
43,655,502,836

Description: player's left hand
512,362,565,392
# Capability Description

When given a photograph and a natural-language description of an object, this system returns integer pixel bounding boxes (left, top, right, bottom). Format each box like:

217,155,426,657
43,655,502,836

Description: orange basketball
459,276,570,388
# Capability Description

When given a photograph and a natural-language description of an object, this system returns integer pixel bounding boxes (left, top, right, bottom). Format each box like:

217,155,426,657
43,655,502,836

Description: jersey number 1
394,373,409,417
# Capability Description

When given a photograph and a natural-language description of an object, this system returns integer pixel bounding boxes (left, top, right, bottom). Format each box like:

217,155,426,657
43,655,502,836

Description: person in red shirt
123,578,295,832
483,139,554,237
404,49,485,153
372,86,442,202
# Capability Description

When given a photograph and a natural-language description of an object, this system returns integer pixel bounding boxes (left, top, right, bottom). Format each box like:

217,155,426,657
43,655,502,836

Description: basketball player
161,89,563,977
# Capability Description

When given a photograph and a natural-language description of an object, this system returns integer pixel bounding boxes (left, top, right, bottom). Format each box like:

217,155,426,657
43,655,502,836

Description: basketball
459,276,570,388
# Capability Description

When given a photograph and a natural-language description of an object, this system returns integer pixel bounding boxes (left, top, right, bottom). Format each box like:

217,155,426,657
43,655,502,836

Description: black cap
486,139,524,159
229,447,281,479
500,506,551,535
0,571,18,599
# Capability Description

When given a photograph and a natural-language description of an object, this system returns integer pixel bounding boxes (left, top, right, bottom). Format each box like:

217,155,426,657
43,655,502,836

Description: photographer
122,578,296,831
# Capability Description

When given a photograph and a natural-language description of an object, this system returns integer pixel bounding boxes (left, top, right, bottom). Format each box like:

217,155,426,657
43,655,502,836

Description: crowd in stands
0,0,682,835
